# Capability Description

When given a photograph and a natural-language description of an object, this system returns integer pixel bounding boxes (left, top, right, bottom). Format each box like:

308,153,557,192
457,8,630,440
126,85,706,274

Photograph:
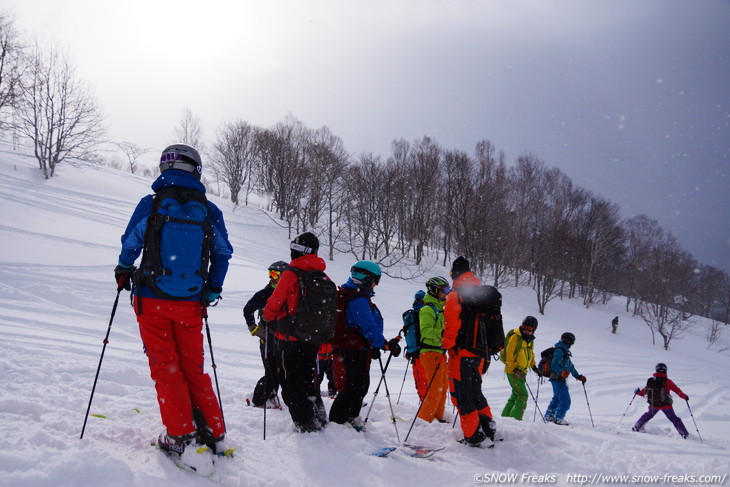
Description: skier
544,332,586,425
263,232,330,432
416,276,451,423
501,316,540,420
632,363,690,438
405,290,428,402
443,256,497,447
611,316,619,334
329,261,401,430
115,144,234,460
243,261,289,408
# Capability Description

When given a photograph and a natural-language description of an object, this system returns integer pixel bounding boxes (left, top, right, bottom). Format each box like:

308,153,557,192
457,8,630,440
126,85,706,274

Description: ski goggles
159,153,201,176
269,270,282,280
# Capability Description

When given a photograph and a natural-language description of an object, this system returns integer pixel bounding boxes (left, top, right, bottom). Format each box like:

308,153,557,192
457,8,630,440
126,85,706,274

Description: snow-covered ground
1,140,728,487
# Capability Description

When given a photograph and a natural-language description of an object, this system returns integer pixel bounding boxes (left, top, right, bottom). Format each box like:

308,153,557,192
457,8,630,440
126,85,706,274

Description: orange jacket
443,271,481,358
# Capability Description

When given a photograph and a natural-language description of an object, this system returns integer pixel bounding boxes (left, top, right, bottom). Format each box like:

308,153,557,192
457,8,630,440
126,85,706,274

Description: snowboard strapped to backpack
455,285,504,357
645,376,672,408
280,267,338,345
135,186,212,300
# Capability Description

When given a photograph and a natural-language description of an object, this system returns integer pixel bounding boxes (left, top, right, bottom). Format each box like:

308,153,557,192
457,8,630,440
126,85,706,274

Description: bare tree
174,108,204,149
0,10,25,131
15,41,105,178
210,119,256,205
115,141,149,174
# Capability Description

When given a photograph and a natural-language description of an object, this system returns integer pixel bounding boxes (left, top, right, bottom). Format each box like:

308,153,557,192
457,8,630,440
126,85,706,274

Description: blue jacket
118,170,233,300
550,341,580,381
341,278,385,349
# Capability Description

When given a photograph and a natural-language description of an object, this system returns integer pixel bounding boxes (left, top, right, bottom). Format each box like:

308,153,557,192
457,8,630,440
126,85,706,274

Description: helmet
268,261,289,272
655,363,667,374
268,260,289,282
521,316,538,330
426,276,451,298
351,260,381,287
159,144,202,179
290,232,319,259
561,332,575,347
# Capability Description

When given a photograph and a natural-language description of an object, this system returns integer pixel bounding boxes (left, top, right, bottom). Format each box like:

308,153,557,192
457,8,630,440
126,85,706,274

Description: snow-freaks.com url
565,473,728,484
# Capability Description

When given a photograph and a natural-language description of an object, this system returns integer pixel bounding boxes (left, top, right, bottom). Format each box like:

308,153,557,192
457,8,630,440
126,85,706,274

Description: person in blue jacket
328,261,400,430
544,332,586,425
114,144,234,459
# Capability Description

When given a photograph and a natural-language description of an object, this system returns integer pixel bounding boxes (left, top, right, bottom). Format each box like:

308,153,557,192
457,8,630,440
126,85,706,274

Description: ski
371,446,397,457
403,443,444,458
151,441,216,478
457,437,503,449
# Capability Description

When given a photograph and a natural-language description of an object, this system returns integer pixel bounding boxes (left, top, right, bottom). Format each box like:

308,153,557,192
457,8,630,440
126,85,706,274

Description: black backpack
537,347,555,378
135,186,212,300
455,285,504,357
280,267,338,345
646,377,672,407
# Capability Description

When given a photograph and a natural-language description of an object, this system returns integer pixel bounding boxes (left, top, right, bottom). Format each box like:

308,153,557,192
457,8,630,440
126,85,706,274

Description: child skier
632,363,690,438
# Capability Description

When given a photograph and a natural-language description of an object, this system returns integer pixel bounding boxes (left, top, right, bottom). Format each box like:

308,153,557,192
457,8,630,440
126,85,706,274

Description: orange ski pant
417,351,448,422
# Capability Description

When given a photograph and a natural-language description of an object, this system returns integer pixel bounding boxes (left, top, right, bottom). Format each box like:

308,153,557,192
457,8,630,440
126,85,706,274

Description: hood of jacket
152,170,206,194
452,271,480,289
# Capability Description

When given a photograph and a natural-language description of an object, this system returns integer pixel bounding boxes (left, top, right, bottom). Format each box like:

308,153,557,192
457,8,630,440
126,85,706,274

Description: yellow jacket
504,327,535,375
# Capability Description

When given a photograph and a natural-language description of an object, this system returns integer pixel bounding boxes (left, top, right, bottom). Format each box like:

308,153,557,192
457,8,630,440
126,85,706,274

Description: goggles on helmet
269,270,282,280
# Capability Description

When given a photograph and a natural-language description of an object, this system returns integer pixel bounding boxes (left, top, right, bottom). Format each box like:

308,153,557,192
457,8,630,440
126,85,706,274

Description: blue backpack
137,187,212,300
402,304,438,355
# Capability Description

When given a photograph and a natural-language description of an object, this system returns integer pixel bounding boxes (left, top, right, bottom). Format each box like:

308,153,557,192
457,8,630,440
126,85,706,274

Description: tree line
1,10,727,349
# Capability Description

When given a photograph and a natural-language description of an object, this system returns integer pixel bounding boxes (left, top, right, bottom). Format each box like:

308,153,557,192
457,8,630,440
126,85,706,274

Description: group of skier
111,143,693,471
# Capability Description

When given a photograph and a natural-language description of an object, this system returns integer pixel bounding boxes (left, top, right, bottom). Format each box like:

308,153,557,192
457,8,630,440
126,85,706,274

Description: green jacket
418,293,445,353
504,327,535,375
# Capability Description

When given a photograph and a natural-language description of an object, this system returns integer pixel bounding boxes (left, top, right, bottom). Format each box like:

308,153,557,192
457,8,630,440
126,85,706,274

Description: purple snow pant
634,406,688,436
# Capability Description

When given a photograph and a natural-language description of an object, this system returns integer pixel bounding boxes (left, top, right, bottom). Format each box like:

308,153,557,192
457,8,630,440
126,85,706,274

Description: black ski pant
277,338,327,432
252,332,279,407
329,347,371,424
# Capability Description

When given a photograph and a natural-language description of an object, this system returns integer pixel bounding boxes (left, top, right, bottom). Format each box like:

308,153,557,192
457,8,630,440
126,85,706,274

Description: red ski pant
136,297,224,438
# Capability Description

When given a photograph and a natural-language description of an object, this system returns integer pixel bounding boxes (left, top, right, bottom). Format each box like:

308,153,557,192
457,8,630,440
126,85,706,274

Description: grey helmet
159,144,202,179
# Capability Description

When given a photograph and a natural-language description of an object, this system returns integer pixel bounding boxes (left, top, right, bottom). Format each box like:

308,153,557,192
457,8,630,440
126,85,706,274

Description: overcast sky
6,0,730,272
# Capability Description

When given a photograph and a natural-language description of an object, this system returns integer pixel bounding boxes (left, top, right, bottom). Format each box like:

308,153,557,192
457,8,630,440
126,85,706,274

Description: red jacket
637,372,687,410
263,253,327,341
443,271,481,358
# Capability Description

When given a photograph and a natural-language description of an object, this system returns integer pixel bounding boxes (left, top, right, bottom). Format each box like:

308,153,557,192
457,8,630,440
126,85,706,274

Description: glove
683,395,689,401
370,347,381,360
205,286,222,305
634,388,640,395
532,366,542,377
578,375,587,383
386,337,402,357
405,350,419,360
561,370,570,379
248,325,265,339
513,369,526,380
114,263,135,291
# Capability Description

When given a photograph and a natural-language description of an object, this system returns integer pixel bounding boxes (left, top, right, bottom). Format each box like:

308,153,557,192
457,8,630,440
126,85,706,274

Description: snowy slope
0,140,728,487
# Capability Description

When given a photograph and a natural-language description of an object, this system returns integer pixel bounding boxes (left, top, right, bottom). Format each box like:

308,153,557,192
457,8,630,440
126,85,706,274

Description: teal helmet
351,260,381,287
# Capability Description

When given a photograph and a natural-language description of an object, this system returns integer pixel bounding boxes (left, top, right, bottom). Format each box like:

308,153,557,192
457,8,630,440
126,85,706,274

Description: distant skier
611,316,618,334
544,332,586,425
243,261,289,408
632,363,690,438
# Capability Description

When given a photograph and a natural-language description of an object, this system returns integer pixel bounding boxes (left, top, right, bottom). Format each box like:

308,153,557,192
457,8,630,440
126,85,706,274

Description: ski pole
582,382,594,429
378,355,400,442
616,393,637,430
81,287,123,439
404,361,441,443
533,378,541,422
525,380,547,424
364,350,393,424
396,356,411,405
263,326,268,441
685,399,703,443
203,305,225,430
